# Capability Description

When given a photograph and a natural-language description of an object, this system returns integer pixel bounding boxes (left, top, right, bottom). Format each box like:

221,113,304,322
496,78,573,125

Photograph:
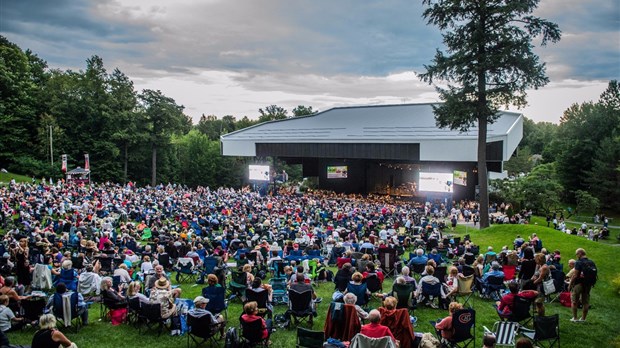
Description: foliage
258,104,288,122
518,163,563,214
292,105,317,116
503,146,534,176
574,190,600,216
419,0,561,228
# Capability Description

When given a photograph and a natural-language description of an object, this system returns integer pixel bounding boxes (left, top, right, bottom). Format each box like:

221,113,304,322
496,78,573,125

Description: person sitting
149,278,177,320
55,260,78,291
290,273,317,319
360,309,398,347
415,265,445,306
146,265,182,298
113,263,132,285
0,278,27,314
78,263,101,299
399,266,416,285
189,295,225,338
337,250,353,269
47,282,89,326
428,249,443,265
496,282,538,319
434,302,463,343
482,262,505,283
345,272,371,305
363,262,385,284
240,301,272,343
343,293,369,321
408,249,428,268
140,256,154,275
334,263,353,292
100,277,127,309
444,266,460,300
32,313,76,348
127,281,149,304
0,295,24,332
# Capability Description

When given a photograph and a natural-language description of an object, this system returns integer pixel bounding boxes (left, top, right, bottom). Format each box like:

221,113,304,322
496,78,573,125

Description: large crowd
0,180,597,348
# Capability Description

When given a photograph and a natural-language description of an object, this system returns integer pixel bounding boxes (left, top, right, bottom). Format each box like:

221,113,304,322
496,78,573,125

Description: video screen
327,166,348,179
453,170,467,186
419,172,453,192
249,165,270,181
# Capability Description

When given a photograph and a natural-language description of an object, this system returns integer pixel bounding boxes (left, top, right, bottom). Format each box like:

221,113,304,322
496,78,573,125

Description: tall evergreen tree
419,0,561,228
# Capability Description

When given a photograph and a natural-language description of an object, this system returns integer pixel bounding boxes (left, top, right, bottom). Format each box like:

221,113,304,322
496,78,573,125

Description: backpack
580,259,598,287
224,327,239,348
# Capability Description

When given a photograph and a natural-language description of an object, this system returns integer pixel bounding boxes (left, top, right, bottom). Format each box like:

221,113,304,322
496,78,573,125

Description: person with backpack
569,248,597,323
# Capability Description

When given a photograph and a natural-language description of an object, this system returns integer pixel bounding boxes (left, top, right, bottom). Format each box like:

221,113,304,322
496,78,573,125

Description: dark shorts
571,283,590,306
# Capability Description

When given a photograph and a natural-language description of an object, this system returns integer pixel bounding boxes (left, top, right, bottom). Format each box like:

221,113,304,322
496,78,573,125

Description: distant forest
1,36,618,210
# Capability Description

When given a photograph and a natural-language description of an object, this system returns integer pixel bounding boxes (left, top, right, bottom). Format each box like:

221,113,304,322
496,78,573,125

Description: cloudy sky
1,0,618,123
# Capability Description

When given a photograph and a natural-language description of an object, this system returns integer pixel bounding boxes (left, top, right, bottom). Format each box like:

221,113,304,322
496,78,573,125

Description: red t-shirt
360,323,396,342
435,316,454,339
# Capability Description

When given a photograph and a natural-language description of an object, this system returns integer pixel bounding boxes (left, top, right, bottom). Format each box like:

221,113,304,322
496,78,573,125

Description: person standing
569,248,596,322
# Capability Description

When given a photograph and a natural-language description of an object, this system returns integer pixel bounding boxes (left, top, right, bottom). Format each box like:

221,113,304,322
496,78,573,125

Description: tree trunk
151,144,157,187
478,115,489,229
123,142,128,185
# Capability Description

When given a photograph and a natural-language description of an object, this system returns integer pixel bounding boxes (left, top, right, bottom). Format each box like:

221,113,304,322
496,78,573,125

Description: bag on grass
559,292,572,307
224,327,239,348
110,308,127,326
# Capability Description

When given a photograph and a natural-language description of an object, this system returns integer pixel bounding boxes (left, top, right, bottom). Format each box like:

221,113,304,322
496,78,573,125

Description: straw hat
155,278,170,289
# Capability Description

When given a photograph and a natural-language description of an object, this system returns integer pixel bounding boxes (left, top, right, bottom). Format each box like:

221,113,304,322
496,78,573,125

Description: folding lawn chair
431,308,476,348
296,327,324,348
483,321,519,348
521,314,560,348
456,274,474,307
483,275,505,300
227,268,248,302
245,287,272,319
269,277,288,305
420,282,442,308
202,285,228,320
174,257,198,283
186,312,225,348
378,247,398,278
288,288,314,327
502,265,517,281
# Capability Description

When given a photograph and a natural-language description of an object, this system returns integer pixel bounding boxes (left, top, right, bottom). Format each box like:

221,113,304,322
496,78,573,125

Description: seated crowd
0,180,581,347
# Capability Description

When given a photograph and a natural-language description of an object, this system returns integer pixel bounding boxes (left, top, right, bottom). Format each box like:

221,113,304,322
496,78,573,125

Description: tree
139,89,189,186
419,0,561,228
573,190,600,217
258,105,288,122
519,163,563,215
292,105,317,117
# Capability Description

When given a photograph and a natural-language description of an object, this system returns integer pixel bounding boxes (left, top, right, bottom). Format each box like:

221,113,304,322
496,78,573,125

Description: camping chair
346,282,369,307
202,285,228,320
21,297,47,327
391,283,416,314
245,288,272,319
483,321,519,348
271,260,288,279
323,302,361,342
127,297,142,328
139,302,168,337
461,265,475,277
98,257,114,274
521,314,560,348
547,269,566,303
158,253,172,271
187,312,225,348
307,259,320,285
455,274,474,307
420,282,442,308
239,316,270,347
378,248,398,278
502,265,517,281
504,296,534,327
364,273,382,294
296,327,324,348
174,257,198,283
227,269,248,302
411,263,426,280
350,333,397,348
288,288,314,327
269,277,288,305
434,266,448,283
431,308,476,348
483,275,505,300
51,292,82,333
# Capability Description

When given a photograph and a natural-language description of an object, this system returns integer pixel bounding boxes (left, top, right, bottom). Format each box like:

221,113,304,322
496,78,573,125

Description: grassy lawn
0,171,35,186
5,224,620,347
529,215,620,245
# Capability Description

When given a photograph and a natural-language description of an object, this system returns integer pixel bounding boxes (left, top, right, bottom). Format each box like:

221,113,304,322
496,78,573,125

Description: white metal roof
221,103,523,162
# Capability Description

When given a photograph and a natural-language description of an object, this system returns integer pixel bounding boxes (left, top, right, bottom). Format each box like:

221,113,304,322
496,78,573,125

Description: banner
61,154,67,173
84,154,90,171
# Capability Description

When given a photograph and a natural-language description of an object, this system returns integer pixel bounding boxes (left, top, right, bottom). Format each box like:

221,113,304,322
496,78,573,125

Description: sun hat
155,278,170,289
